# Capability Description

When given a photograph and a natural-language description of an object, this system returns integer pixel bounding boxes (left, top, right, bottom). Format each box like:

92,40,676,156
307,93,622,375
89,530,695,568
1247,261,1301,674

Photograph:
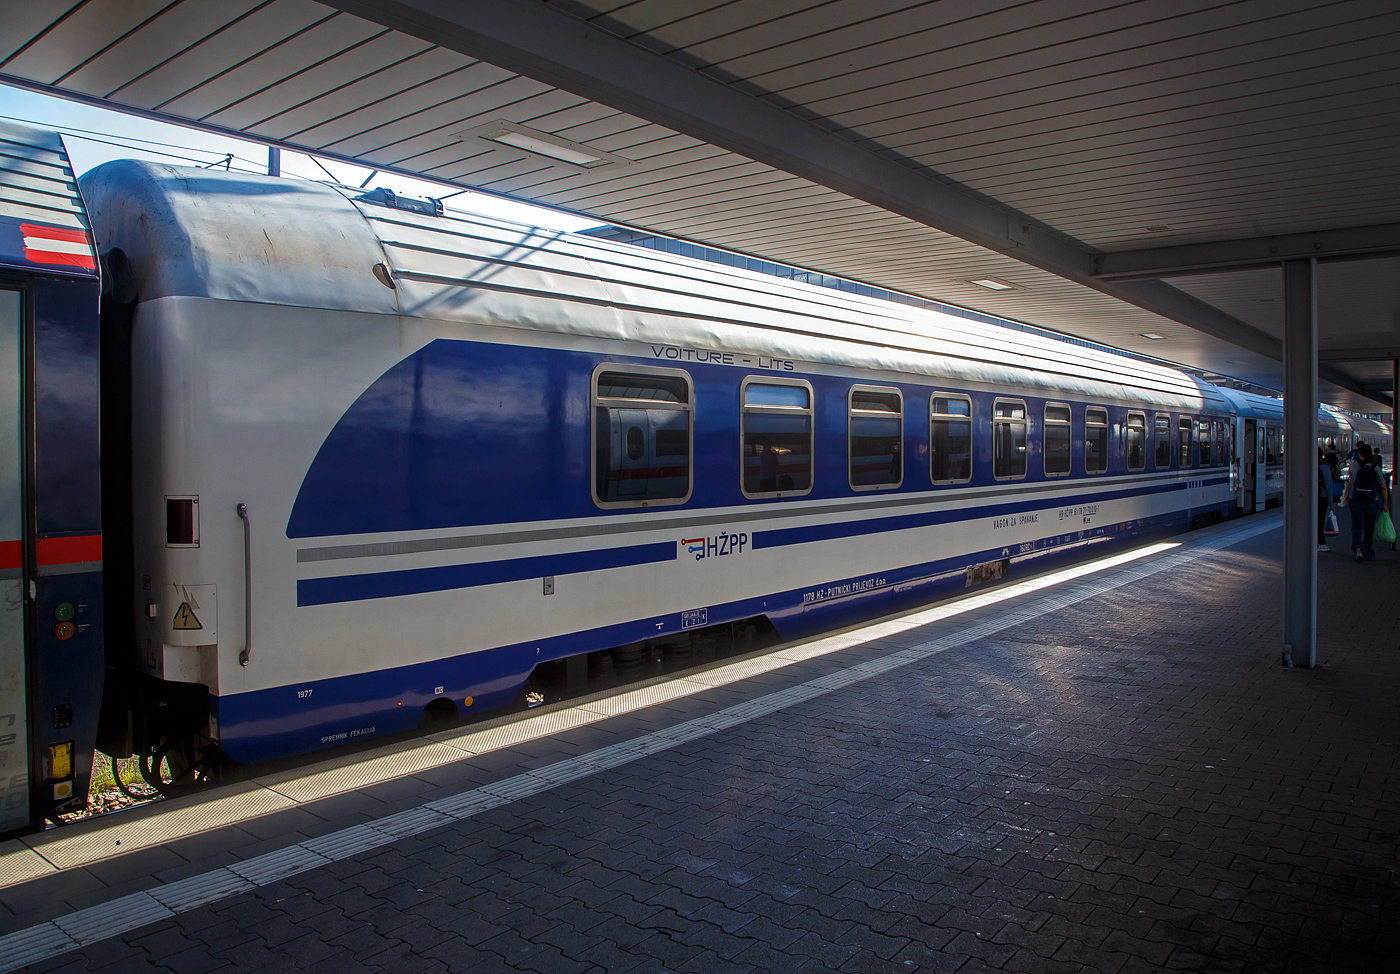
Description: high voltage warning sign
172,602,202,630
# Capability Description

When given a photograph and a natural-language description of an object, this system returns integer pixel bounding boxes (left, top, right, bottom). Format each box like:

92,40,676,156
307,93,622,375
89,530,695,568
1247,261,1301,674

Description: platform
2,511,1398,973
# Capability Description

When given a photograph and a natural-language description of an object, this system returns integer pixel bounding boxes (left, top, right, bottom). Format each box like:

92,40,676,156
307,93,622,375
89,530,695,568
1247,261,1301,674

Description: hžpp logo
682,532,748,560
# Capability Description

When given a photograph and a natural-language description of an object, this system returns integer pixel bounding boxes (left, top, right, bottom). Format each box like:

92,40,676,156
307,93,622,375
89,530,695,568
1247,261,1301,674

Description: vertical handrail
237,503,251,666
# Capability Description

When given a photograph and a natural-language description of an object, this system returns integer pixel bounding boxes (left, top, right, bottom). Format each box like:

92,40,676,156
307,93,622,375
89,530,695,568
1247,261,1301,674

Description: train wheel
138,731,225,797
418,698,459,731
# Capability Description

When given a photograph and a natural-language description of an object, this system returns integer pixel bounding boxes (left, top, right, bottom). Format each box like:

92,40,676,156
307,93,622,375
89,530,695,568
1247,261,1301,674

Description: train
0,120,104,834
3,129,1394,828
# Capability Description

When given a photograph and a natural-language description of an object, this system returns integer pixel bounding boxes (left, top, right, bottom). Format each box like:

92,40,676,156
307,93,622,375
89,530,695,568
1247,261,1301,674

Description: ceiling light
970,278,1014,290
482,131,610,168
1139,333,1166,340
457,120,634,172
1144,225,1171,232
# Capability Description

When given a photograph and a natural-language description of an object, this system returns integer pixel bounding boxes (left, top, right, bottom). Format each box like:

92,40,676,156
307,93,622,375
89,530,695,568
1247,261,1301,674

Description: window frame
1153,413,1172,470
992,397,1029,482
1179,416,1194,469
1084,407,1109,475
846,384,904,492
589,362,695,510
929,392,974,485
1197,418,1212,467
1126,411,1147,472
740,374,816,500
1043,402,1072,478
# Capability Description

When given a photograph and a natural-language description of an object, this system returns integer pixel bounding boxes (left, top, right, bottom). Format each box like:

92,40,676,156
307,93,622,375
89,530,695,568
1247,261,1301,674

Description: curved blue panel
287,339,588,538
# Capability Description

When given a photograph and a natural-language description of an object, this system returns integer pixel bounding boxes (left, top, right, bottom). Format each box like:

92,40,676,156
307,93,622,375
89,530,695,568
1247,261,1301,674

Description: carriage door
0,290,29,833
1243,419,1257,514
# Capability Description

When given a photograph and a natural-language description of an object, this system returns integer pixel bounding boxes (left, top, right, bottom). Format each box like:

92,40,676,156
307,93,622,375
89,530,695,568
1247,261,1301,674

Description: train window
1265,427,1278,464
1044,404,1071,476
1197,420,1211,466
993,399,1027,480
930,395,972,484
1214,421,1224,467
1153,414,1172,469
592,366,693,508
1179,417,1193,468
741,377,814,498
1126,412,1146,471
1084,408,1108,474
849,386,903,490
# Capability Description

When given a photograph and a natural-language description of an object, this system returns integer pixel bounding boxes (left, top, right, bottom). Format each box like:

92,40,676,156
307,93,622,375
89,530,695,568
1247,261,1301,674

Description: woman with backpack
1339,441,1389,562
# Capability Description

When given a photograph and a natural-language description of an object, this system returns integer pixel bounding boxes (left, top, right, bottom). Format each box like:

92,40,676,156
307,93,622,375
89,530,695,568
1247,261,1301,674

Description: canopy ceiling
4,0,1398,409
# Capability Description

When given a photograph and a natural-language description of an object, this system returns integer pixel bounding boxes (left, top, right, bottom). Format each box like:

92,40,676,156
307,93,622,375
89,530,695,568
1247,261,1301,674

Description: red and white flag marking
20,222,95,270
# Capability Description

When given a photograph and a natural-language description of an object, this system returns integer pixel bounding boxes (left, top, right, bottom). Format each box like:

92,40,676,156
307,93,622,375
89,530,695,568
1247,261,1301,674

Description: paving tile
4,522,1398,973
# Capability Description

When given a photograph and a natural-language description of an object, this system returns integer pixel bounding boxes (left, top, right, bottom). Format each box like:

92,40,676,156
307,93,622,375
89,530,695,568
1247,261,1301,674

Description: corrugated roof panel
0,119,94,276
200,30,430,131
59,0,266,98
0,1,84,64
0,0,169,84
111,0,333,110
244,45,474,140
157,13,387,122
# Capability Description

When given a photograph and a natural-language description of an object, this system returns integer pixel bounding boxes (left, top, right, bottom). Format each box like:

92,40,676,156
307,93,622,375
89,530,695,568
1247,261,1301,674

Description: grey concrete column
1282,258,1318,668
267,146,281,177
1393,358,1398,550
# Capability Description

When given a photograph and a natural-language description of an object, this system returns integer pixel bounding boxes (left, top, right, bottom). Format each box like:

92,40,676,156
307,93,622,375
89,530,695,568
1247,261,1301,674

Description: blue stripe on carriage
297,541,677,607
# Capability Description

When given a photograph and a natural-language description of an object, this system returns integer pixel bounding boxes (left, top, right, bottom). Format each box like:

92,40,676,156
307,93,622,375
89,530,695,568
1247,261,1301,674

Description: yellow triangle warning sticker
172,602,202,630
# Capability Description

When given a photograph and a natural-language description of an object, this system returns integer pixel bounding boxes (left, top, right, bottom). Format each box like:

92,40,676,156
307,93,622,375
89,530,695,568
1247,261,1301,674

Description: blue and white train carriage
80,161,1316,769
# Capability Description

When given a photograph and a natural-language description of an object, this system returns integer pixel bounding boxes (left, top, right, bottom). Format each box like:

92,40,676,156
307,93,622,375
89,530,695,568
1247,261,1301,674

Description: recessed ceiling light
970,278,1014,290
456,120,633,172
1144,225,1171,233
1139,332,1166,340
482,131,610,168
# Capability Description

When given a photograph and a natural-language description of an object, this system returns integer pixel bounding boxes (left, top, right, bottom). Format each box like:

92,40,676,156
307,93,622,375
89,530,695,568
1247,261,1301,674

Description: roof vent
356,186,443,216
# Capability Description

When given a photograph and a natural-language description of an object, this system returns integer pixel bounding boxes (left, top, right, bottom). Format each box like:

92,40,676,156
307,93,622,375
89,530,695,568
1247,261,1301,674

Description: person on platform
1339,441,1388,563
1317,448,1333,552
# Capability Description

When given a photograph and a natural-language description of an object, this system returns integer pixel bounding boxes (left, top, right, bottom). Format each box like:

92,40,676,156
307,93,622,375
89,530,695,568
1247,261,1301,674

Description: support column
267,146,281,177
1282,259,1318,668
1392,358,1398,550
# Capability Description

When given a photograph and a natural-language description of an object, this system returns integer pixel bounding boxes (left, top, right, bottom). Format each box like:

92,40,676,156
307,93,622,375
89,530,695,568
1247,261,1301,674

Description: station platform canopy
3,0,1398,410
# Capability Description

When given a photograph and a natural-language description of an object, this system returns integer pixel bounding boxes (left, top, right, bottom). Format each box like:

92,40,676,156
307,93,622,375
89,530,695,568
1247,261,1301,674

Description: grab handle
237,503,252,666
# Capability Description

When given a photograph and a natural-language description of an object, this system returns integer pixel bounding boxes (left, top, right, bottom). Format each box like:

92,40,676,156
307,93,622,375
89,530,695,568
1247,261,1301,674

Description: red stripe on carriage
36,534,102,566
